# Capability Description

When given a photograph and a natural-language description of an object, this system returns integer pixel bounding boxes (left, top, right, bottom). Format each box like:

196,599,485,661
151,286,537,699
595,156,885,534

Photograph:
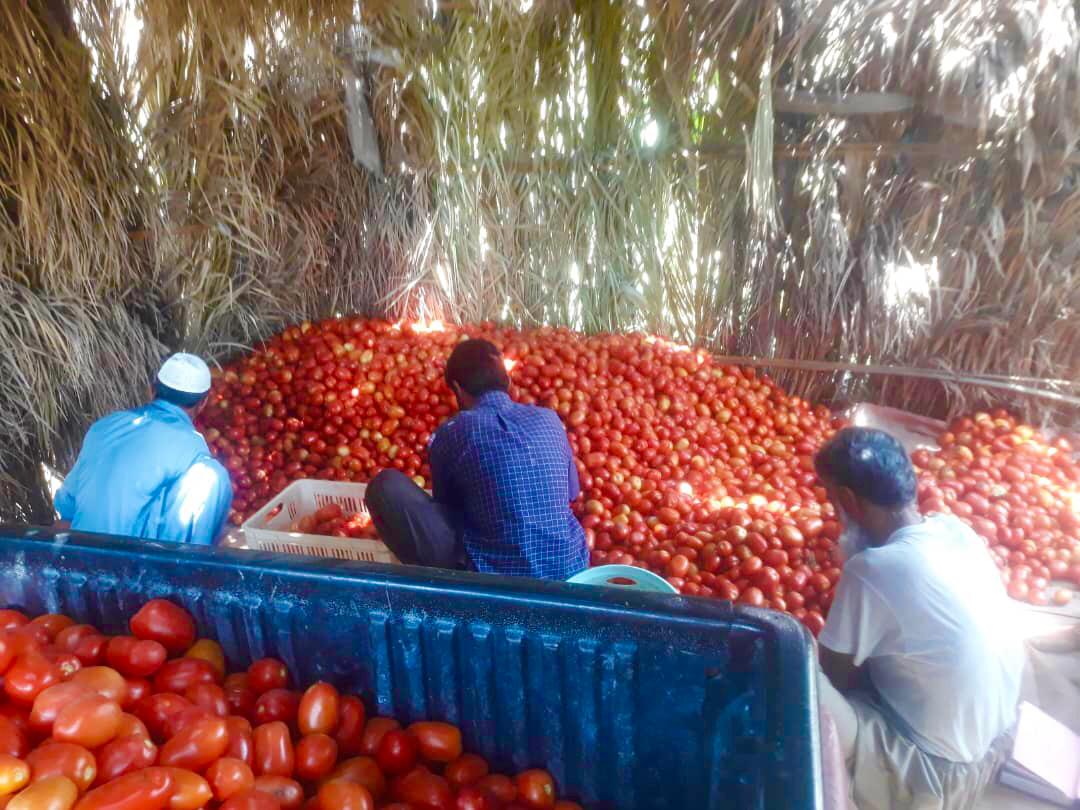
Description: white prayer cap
157,353,212,395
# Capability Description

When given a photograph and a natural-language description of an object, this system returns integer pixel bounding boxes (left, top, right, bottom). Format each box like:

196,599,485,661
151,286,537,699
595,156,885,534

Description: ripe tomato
294,734,338,782
516,770,556,809
184,683,228,717
129,600,196,655
184,640,226,680
0,717,28,759
316,780,374,810
445,754,489,788
0,754,29,796
53,695,122,749
72,767,174,810
218,789,283,810
106,638,167,679
26,743,97,792
133,693,191,741
29,615,75,642
408,722,462,764
358,717,400,757
247,660,288,695
334,698,366,755
7,776,78,810
476,774,517,803
297,683,339,736
253,776,304,810
159,716,228,771
30,683,92,733
391,767,453,810
153,659,219,694
375,730,418,776
70,667,128,704
224,716,254,766
253,722,294,778
94,735,157,785
206,758,256,802
4,651,62,704
254,690,300,727
154,768,212,810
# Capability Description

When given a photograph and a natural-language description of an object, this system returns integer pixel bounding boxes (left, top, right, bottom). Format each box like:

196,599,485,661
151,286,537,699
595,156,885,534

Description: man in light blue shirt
55,354,233,546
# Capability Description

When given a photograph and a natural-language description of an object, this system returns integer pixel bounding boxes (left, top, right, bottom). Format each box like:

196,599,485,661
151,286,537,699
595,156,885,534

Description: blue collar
475,390,513,410
150,398,195,425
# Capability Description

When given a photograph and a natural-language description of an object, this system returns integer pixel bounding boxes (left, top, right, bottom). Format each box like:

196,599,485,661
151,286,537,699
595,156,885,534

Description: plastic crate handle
567,564,679,594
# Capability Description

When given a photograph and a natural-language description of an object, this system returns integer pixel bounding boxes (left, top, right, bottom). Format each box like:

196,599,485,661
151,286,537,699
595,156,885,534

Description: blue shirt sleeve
159,456,234,545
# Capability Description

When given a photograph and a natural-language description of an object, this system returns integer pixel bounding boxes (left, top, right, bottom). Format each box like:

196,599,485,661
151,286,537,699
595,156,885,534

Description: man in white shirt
816,427,1024,810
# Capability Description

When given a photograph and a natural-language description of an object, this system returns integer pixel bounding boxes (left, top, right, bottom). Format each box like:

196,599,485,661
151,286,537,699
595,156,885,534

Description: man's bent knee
366,468,410,513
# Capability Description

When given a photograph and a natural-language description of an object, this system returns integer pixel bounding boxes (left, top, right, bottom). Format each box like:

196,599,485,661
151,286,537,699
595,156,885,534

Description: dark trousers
365,469,465,569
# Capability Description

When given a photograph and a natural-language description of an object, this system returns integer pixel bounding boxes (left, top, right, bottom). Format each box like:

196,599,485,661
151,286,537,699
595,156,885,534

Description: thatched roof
2,0,1078,520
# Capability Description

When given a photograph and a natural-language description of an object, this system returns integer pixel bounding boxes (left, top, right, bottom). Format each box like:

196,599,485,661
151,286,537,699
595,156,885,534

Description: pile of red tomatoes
913,411,1080,607
198,319,846,632
0,599,576,809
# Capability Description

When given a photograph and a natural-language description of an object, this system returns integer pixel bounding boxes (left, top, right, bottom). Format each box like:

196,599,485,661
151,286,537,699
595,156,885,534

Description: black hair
444,338,510,397
155,382,208,410
814,427,917,508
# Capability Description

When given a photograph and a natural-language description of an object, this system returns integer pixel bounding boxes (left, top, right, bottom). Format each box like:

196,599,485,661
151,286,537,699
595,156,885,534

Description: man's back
821,514,1023,762
56,400,232,544
428,391,588,579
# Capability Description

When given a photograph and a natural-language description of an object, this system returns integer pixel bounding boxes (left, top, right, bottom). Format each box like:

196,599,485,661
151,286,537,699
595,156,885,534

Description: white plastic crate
241,479,397,564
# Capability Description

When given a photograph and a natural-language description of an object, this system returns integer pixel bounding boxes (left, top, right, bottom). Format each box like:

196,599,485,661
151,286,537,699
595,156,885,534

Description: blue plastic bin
0,528,821,809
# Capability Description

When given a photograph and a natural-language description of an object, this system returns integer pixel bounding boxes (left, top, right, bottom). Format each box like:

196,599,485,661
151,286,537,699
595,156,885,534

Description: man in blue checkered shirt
366,339,589,580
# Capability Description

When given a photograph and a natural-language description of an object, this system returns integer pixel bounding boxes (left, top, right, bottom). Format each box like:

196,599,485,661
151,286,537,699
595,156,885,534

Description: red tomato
219,790,283,810
375,730,418,776
254,690,300,727
334,698,366,756
253,722,294,778
71,767,174,810
30,683,92,734
476,774,518,803
0,753,29,796
358,718,400,757
253,776,304,810
326,757,386,801
154,768,212,810
316,780,373,810
4,651,62,704
206,758,255,802
8,776,78,810
106,638,167,679
0,718,27,759
94,735,157,785
391,767,453,810
129,601,197,656
158,716,228,771
247,660,288,695
515,770,556,809
445,754,489,788
70,667,128,704
27,743,97,792
30,615,75,642
294,734,338,782
183,640,226,681
297,683,339,736
53,695,122,749
408,722,462,764
184,683,227,717
133,694,192,742
224,717,254,766
153,660,219,694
